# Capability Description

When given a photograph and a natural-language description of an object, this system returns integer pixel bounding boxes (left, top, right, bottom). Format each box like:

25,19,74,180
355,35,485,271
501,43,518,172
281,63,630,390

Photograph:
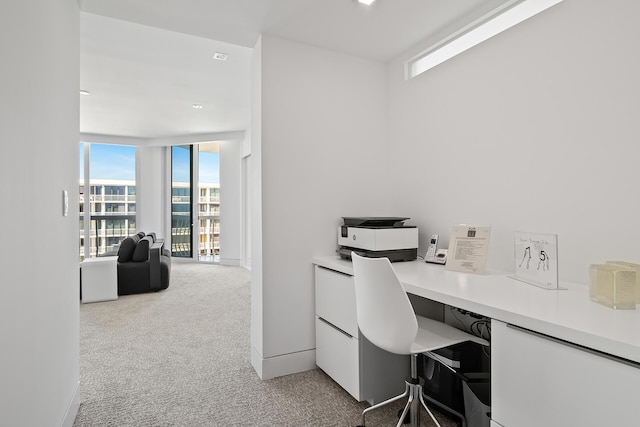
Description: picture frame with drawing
511,231,560,290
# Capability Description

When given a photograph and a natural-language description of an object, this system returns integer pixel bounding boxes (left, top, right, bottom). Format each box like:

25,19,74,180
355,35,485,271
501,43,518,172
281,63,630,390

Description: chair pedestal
358,354,442,427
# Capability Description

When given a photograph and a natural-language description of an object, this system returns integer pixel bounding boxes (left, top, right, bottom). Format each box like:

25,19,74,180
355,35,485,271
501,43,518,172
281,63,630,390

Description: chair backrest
351,252,418,355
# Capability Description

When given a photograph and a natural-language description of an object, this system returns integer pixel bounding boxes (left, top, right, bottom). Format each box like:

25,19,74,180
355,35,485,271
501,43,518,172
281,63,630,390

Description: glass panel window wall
168,142,220,262
198,143,220,262
79,143,136,259
171,146,193,258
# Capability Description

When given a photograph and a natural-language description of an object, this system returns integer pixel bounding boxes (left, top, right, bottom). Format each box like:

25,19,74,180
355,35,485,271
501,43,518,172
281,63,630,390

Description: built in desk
312,256,640,427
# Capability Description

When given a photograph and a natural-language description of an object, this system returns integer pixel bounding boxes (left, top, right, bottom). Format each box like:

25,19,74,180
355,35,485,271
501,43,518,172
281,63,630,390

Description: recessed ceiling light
80,90,90,95
213,52,228,61
192,104,203,109
358,0,376,5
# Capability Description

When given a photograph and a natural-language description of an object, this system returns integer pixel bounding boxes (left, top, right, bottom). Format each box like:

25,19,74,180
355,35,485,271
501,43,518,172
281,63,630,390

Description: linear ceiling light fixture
192,104,203,109
406,0,563,79
80,90,90,95
358,0,376,5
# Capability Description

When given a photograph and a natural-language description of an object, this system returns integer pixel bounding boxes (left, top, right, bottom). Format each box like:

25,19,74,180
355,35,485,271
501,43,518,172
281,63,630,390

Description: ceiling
79,0,511,141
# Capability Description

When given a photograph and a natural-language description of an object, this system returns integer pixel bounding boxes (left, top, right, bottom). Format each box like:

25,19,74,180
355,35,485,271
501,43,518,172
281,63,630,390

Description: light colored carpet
74,262,458,426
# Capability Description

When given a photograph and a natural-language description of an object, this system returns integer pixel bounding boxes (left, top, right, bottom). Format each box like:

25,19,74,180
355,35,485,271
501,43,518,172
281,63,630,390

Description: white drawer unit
315,317,361,399
491,320,640,427
315,265,358,337
314,265,408,404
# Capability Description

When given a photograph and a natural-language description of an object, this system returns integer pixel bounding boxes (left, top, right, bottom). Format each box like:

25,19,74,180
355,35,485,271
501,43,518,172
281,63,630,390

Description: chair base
358,355,442,427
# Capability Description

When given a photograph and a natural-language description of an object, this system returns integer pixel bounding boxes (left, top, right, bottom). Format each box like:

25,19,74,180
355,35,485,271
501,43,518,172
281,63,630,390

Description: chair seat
410,315,489,355
351,252,490,427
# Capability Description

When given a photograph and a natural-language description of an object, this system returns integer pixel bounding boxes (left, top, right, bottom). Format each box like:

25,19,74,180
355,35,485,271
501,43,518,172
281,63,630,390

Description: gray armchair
116,232,171,295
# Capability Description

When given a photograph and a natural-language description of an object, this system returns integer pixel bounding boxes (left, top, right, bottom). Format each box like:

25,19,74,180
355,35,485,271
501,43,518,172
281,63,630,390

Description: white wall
251,35,391,378
243,154,252,269
219,140,243,265
0,1,80,426
242,131,252,269
136,141,244,262
387,0,640,284
136,146,166,234
250,37,264,376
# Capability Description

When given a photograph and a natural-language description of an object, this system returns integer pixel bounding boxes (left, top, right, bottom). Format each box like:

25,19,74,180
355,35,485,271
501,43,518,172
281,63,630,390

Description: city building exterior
79,179,220,260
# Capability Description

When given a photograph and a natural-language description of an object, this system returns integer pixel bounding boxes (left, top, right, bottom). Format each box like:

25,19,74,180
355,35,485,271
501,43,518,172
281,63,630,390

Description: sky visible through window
199,151,218,184
80,143,219,183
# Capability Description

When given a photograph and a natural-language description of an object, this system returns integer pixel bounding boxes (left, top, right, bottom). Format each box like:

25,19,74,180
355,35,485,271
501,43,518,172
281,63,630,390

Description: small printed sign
512,231,559,289
446,225,491,274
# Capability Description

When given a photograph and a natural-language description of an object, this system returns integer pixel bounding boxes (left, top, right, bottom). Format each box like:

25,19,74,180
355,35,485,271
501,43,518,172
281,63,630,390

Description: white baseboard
251,347,316,380
220,258,242,266
251,346,264,379
61,381,80,427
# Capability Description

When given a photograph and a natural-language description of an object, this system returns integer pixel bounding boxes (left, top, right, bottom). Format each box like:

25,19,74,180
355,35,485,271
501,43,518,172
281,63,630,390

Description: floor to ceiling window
79,142,221,261
79,142,136,259
198,143,220,262
171,145,193,258
170,143,220,262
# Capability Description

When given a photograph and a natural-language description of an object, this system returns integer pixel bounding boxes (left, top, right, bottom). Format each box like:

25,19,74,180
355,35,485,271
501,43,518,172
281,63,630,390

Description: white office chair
351,252,489,427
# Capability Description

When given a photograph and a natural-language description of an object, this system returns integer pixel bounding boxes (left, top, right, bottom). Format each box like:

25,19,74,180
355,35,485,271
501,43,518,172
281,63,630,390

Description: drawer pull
317,265,352,278
507,323,640,370
318,316,354,339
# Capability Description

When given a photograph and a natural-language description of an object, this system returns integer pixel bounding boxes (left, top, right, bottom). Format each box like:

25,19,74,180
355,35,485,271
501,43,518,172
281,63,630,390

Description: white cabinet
315,317,361,398
316,265,358,337
491,320,640,427
314,265,408,404
81,256,118,303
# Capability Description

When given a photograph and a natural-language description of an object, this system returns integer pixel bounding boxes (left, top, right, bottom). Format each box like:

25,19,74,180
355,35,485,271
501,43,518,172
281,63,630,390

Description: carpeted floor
74,262,459,426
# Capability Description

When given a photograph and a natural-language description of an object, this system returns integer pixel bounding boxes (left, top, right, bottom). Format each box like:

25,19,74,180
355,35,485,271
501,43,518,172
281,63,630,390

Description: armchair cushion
117,235,140,263
132,236,153,262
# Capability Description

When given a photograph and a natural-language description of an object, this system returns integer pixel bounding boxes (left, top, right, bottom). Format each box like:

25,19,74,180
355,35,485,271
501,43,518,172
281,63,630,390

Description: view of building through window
171,143,221,261
80,142,220,261
79,143,136,259
198,143,220,262
171,145,192,258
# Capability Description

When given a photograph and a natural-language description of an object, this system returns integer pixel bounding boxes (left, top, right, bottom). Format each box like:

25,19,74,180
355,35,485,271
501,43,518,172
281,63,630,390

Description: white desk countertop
312,256,640,364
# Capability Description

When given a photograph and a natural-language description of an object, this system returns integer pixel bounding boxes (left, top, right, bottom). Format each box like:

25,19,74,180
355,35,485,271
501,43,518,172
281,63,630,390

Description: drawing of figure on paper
538,250,549,271
519,246,531,269
512,232,559,290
